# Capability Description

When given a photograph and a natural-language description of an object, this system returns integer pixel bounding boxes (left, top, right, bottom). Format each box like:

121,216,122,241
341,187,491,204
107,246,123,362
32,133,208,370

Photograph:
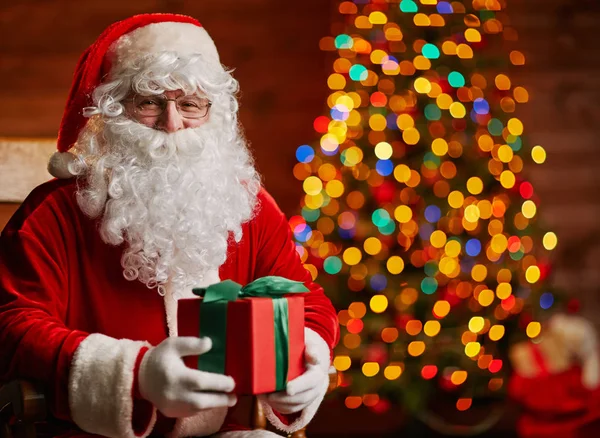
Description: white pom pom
48,151,77,179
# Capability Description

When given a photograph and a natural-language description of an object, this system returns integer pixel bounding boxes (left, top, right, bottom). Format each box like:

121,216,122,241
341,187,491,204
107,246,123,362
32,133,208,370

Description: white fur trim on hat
48,151,77,179
110,22,220,72
68,333,157,438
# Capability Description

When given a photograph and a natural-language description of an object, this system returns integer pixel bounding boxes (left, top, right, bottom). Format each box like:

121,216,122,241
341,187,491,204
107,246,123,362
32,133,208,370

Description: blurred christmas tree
290,0,564,420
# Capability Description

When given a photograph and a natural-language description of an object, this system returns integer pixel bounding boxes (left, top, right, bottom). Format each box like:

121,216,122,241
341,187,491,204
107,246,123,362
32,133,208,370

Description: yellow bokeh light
343,247,362,266
336,95,355,110
364,237,382,255
491,234,508,253
326,180,345,198
449,102,466,118
439,257,458,276
370,295,389,313
375,142,393,159
471,264,488,282
543,232,558,250
525,265,541,283
465,28,482,42
305,193,324,209
369,114,387,131
362,362,380,377
469,317,485,333
430,230,448,248
496,283,512,300
465,342,481,358
448,190,465,208
437,93,453,109
522,200,537,219
432,138,449,156
445,240,461,257
384,365,403,380
334,355,351,371
408,341,426,356
403,128,421,145
464,205,480,223
531,145,547,164
414,77,432,94
497,145,514,163
467,177,484,195
328,73,346,90
394,205,413,223
424,320,441,337
303,176,323,196
489,325,505,341
478,289,495,307
394,164,411,183
507,118,524,136
369,11,387,24
526,321,542,338
387,256,405,275
397,113,415,130
500,170,516,189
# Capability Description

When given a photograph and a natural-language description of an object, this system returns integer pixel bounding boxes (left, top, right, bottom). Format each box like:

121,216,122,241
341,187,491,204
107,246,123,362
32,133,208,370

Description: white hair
69,52,261,296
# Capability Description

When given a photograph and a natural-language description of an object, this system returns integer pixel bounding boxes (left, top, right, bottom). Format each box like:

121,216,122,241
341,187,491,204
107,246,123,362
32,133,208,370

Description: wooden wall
0,0,331,215
510,0,600,320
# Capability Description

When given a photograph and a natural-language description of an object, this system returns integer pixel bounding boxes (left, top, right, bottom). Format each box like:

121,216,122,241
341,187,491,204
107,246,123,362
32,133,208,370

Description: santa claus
0,13,339,438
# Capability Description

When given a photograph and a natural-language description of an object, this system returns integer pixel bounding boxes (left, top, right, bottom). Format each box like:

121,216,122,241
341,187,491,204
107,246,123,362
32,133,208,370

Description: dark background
1,0,599,435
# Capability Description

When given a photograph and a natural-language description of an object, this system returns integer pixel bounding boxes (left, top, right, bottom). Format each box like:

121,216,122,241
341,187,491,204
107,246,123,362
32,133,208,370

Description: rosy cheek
137,118,158,128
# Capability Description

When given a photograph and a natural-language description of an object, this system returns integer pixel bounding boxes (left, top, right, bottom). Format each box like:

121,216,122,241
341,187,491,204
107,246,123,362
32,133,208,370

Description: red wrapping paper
177,296,305,395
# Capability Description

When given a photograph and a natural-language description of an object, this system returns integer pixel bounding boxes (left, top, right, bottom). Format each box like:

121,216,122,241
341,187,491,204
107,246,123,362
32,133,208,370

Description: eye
179,100,200,108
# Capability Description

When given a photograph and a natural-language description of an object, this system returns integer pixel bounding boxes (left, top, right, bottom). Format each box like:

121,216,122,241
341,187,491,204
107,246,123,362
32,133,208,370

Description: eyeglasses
129,94,212,119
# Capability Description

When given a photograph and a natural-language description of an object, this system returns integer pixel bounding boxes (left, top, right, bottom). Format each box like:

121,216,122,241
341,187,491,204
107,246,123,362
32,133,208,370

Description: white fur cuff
68,333,156,438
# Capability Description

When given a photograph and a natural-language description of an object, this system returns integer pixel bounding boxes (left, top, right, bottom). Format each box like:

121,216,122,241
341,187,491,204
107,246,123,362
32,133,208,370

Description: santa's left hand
264,328,331,414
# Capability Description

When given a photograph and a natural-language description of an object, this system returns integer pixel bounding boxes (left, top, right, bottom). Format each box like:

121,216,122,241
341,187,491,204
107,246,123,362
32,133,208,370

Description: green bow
191,276,308,390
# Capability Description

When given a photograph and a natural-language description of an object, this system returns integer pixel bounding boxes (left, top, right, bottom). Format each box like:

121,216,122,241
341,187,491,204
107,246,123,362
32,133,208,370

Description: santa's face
75,87,259,296
123,89,211,131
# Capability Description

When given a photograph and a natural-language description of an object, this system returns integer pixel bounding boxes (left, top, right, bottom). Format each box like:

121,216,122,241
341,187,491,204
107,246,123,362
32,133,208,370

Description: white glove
138,336,237,417
263,328,330,414
549,314,600,389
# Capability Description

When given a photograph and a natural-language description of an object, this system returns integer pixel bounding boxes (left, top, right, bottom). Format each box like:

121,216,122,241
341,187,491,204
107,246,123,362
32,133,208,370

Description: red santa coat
0,178,339,438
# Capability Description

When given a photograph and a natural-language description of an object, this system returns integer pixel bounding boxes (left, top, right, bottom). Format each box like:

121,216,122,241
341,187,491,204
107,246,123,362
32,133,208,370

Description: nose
157,101,184,133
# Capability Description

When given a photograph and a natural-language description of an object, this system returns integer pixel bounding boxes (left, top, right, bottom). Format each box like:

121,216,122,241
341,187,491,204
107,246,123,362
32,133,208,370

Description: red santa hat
48,13,220,178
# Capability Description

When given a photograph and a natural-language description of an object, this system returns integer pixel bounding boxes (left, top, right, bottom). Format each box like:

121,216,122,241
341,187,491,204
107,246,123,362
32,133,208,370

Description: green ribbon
192,276,308,389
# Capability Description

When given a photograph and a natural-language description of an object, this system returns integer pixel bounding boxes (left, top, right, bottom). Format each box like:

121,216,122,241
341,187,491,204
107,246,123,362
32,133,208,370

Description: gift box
178,276,306,395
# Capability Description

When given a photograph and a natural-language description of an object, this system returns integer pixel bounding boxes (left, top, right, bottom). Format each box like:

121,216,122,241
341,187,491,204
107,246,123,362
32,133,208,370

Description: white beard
75,117,260,297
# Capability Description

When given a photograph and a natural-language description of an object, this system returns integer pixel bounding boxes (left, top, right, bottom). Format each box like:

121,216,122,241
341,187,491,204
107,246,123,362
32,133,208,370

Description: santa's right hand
138,336,237,417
